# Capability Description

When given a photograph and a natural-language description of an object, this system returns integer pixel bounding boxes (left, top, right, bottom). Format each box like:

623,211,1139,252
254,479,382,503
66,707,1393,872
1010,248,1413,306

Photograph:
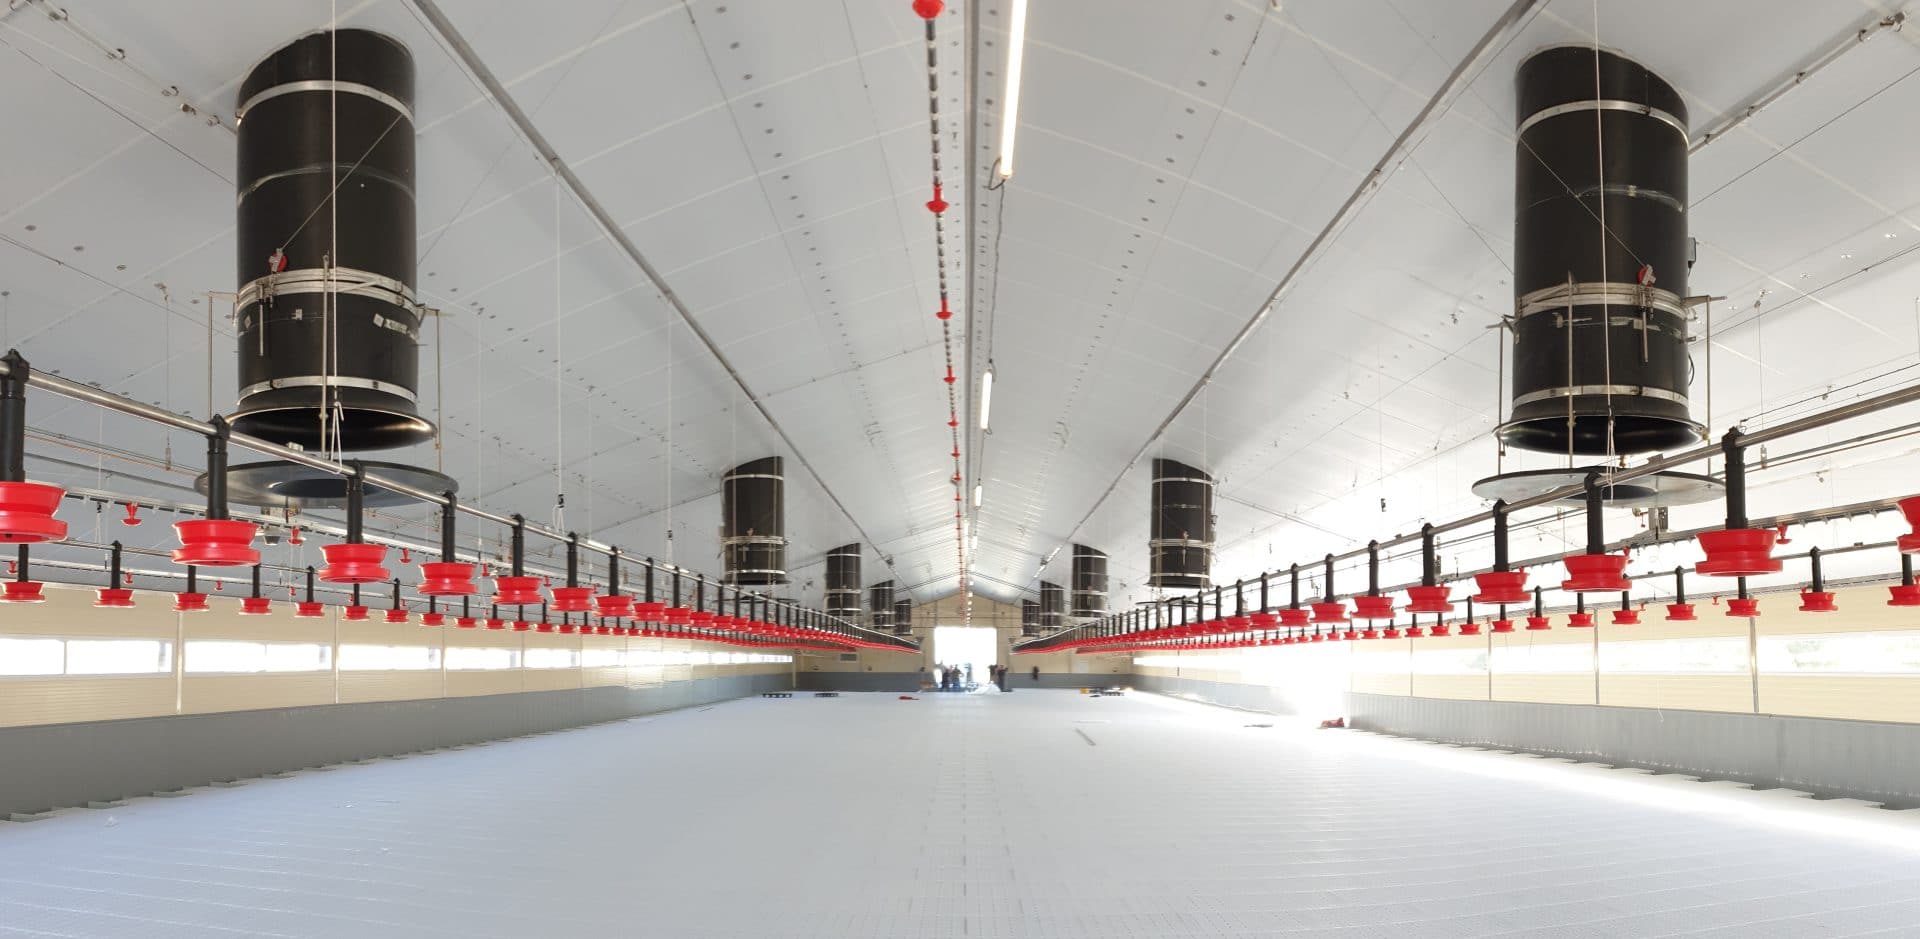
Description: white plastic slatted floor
3,690,1920,937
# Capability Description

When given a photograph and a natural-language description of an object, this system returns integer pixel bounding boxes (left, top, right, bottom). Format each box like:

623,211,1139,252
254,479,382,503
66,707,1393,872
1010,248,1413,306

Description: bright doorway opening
931,626,997,689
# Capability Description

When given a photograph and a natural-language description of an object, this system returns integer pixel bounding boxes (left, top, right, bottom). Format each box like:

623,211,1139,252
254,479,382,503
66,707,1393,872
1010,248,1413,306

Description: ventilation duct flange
1039,581,1065,633
1021,599,1040,637
722,457,787,586
868,580,895,630
824,543,861,619
1149,459,1212,590
231,29,433,451
1500,45,1701,457
1071,544,1108,617
893,597,912,635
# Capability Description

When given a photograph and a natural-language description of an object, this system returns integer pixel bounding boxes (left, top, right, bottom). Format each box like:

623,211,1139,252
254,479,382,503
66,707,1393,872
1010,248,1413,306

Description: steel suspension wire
914,4,966,594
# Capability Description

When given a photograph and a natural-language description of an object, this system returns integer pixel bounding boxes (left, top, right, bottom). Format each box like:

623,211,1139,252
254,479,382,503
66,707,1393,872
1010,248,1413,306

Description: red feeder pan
1525,616,1551,631
595,624,613,636
689,611,715,627
1890,585,1920,607
1611,608,1640,626
1381,626,1403,639
385,608,410,624
632,601,666,621
1561,553,1629,593
1491,619,1515,634
0,481,67,543
556,622,574,634
1458,622,1480,636
172,519,261,567
1352,595,1395,621
1341,628,1360,641
0,580,44,603
911,0,944,18
421,612,445,627
1429,623,1452,637
551,586,594,613
238,596,273,615
1726,597,1761,617
1798,591,1837,613
319,543,391,584
455,616,478,628
492,575,543,607
1311,601,1349,624
1665,603,1697,621
665,606,694,626
173,591,210,613
1404,625,1426,638
94,587,135,609
1405,585,1453,615
1472,570,1529,605
342,605,370,621
1279,608,1311,628
294,601,325,618
1566,612,1594,628
1899,496,1920,553
419,562,478,596
1696,529,1783,577
485,618,507,630
1249,612,1277,629
512,620,532,632
596,594,634,619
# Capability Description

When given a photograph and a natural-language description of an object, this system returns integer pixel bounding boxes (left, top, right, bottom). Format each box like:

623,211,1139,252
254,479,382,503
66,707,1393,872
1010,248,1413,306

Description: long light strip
979,365,994,431
973,484,983,507
996,0,1030,178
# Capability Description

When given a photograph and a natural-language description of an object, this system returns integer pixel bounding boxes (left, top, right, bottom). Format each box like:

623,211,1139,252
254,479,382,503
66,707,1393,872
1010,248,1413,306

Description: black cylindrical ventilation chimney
893,598,913,635
1149,458,1212,589
868,580,895,630
722,457,787,585
232,30,432,451
1039,581,1065,632
1071,544,1108,617
1503,46,1698,456
1021,599,1041,637
823,543,861,619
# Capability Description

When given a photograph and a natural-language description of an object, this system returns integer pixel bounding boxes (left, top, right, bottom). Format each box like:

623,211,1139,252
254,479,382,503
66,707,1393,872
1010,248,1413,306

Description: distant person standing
1030,665,1040,685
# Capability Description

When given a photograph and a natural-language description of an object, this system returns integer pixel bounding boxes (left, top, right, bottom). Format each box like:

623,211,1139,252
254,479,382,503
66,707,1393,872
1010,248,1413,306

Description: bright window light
66,639,171,675
997,0,1030,178
979,367,994,431
1412,647,1488,675
1602,637,1747,674
1490,641,1591,674
0,637,64,676
1760,631,1920,674
525,647,580,670
447,647,519,671
973,484,983,507
186,641,331,674
338,644,440,671
583,648,624,668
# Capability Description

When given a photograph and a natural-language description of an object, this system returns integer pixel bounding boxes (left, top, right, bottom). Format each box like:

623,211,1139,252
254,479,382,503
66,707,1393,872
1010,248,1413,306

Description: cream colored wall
1130,581,1920,724
0,584,792,729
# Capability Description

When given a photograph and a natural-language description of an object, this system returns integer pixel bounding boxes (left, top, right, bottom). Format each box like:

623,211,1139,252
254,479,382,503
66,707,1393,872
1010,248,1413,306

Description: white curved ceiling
2,0,1919,613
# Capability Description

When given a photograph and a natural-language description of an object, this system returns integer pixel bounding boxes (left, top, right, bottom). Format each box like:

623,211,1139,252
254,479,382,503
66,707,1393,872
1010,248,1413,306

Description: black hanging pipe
304,566,316,603
1420,524,1437,587
351,583,360,608
1233,580,1245,616
1809,546,1825,593
107,541,123,587
1673,566,1687,604
1290,564,1301,608
0,350,27,482
644,557,656,603
1212,585,1223,620
439,495,457,561
1584,471,1606,555
14,544,25,584
1737,575,1750,601
205,416,230,521
461,595,470,618
1723,429,1748,529
607,548,621,596
1619,590,1630,612
1366,541,1380,594
344,464,366,544
670,569,681,609
1465,596,1474,623
565,534,579,588
695,576,706,613
390,578,401,610
1576,593,1585,615
1533,585,1544,617
1903,554,1915,588
1322,554,1335,603
250,564,262,598
185,564,197,594
509,514,526,576
1491,499,1510,571
1258,574,1269,613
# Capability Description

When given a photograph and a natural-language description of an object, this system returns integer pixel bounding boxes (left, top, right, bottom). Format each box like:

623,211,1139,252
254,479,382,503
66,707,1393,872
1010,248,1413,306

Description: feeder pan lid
1471,467,1721,509
198,461,457,510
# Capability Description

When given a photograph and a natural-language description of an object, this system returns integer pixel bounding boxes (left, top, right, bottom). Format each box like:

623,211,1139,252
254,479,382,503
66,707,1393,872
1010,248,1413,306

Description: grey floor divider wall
1349,692,1920,808
795,671,1124,692
0,673,792,818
